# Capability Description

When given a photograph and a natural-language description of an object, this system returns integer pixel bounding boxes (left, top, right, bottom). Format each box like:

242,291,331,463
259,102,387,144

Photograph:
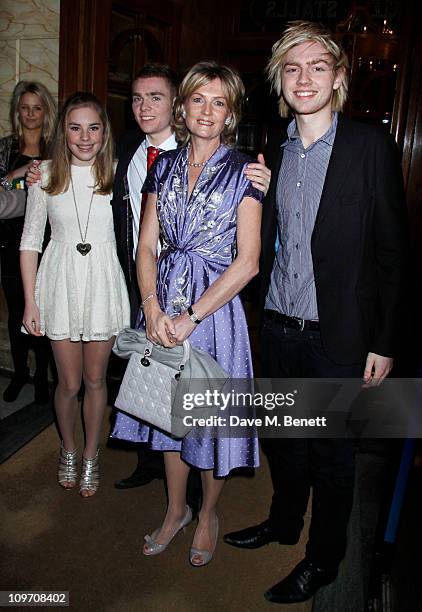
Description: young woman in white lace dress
20,93,130,497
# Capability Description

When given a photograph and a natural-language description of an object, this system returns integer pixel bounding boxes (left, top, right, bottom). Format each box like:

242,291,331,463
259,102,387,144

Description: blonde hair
45,92,114,196
174,61,245,146
267,21,349,117
10,81,57,156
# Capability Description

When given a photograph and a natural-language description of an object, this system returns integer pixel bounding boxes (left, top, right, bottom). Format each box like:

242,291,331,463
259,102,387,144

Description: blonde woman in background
0,81,56,404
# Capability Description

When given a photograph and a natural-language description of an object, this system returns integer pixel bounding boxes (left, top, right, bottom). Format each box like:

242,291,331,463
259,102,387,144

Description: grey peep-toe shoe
190,516,219,567
143,505,193,556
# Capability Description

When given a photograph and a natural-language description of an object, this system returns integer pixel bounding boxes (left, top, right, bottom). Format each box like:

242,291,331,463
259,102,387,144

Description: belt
264,309,320,332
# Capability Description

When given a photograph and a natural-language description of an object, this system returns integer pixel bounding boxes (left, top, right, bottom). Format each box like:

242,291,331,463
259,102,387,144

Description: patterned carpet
1,418,313,612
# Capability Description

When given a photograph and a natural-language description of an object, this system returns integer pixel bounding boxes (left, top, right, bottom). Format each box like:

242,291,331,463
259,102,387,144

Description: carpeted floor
1,411,312,612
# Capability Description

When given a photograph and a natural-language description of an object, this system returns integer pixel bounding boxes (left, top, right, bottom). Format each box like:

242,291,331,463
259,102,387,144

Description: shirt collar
281,112,338,148
143,132,177,152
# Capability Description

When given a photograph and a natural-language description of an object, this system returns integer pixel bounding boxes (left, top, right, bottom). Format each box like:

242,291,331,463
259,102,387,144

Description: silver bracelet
141,293,156,308
0,176,13,191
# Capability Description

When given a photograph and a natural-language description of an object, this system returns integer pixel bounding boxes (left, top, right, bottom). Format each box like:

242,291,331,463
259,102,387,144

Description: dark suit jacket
112,128,145,323
260,114,407,365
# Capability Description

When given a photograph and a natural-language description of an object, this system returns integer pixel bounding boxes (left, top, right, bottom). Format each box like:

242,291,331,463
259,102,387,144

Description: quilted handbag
114,338,189,435
113,329,228,438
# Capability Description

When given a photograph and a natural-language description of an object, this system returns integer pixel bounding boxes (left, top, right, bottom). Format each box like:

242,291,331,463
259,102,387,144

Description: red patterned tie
140,146,161,225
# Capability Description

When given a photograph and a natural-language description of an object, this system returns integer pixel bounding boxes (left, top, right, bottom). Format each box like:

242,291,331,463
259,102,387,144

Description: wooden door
59,0,181,139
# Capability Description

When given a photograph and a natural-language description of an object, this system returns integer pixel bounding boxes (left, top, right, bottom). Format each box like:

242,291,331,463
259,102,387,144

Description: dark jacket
111,128,145,322
260,114,407,365
0,135,26,252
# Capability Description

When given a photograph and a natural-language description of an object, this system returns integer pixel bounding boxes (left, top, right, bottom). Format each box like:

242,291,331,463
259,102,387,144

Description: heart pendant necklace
70,175,94,256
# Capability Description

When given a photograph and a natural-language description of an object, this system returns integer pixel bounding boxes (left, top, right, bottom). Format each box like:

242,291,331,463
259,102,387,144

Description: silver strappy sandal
79,450,99,497
58,443,78,489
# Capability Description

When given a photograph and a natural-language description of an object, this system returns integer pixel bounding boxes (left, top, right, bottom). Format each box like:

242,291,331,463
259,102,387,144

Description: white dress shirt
127,132,177,259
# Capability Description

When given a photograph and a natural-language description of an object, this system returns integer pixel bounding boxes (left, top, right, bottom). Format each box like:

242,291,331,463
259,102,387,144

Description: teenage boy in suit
224,21,406,604
112,63,180,489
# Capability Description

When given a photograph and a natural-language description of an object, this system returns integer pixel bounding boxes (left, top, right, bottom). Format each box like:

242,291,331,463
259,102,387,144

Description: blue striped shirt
265,113,338,320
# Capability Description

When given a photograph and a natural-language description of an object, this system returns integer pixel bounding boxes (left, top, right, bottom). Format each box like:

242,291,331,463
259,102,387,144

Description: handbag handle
142,339,190,378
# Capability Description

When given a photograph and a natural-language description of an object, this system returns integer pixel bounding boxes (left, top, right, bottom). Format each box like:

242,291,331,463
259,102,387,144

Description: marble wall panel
0,40,17,95
0,95,11,135
0,1,60,137
19,38,59,94
0,0,59,40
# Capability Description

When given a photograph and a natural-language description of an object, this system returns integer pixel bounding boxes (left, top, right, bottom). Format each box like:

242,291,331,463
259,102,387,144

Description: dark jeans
261,314,363,570
1,247,51,382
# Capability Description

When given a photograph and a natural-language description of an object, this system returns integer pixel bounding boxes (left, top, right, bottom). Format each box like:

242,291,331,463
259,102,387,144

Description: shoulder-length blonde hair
10,81,57,157
173,61,245,146
267,20,349,118
45,92,114,196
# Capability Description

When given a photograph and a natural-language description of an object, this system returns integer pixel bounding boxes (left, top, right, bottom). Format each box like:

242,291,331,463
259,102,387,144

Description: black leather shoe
114,467,164,489
264,558,337,604
3,372,29,402
223,520,299,549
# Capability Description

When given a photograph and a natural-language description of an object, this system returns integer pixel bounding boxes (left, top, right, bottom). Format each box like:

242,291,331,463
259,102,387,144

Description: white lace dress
20,162,130,341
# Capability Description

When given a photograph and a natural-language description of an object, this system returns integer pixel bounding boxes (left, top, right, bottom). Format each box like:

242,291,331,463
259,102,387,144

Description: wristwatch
187,305,202,325
0,176,13,191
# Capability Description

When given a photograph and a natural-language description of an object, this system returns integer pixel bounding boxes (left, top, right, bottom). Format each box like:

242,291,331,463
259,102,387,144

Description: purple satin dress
111,144,262,476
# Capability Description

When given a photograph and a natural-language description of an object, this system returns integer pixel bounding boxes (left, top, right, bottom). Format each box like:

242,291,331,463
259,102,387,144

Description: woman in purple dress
113,61,269,565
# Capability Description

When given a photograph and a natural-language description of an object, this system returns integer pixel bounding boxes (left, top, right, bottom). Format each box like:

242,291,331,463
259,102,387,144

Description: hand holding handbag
113,328,228,437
